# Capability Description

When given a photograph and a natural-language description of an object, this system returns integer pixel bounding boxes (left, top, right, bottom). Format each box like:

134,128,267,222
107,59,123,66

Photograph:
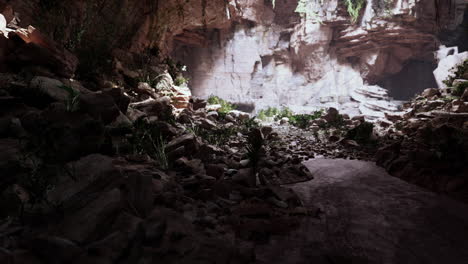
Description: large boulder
103,88,130,114
79,92,120,124
165,133,200,159
131,96,173,121
57,188,122,243
29,76,74,102
47,154,122,209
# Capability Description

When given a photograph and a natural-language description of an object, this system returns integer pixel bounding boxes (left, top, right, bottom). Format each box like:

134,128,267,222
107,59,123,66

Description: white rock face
0,14,6,31
434,51,468,88
174,0,467,117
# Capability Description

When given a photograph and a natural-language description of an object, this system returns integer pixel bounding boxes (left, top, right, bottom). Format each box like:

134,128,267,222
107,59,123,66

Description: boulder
58,188,122,243
232,168,255,187
165,133,200,156
171,84,191,109
132,96,173,121
323,107,340,123
29,76,72,102
280,117,289,124
79,92,121,124
146,119,179,138
103,88,130,114
205,164,225,179
143,207,195,251
122,171,154,218
421,88,440,98
175,157,205,174
199,118,217,130
192,98,207,110
47,154,122,210
207,111,219,120
126,107,146,122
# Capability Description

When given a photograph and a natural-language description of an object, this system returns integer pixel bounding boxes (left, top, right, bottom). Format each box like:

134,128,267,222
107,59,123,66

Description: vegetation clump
257,107,281,121
207,95,236,115
130,119,169,170
293,0,366,23
257,106,324,129
188,123,237,146
443,60,468,96
343,0,366,23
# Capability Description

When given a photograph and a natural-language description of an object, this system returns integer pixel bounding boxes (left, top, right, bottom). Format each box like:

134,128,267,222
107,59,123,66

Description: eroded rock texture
172,0,468,117
1,0,468,117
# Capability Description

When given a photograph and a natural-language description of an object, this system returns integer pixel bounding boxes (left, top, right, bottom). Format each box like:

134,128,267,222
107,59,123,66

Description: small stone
421,88,440,98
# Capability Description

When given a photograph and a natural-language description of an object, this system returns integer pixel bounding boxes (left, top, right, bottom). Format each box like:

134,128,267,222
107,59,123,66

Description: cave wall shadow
378,60,438,101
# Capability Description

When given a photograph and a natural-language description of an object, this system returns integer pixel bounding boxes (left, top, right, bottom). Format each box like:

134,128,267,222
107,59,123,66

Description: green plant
288,110,324,128
344,0,366,23
257,107,280,121
189,122,237,146
257,110,267,121
453,81,468,96
58,85,80,112
207,95,236,114
443,59,468,91
246,130,264,169
294,0,365,23
289,114,314,128
174,76,189,86
131,120,169,169
277,107,295,120
243,117,260,130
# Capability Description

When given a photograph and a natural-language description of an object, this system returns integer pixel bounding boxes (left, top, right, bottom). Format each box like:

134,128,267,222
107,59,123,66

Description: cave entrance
378,60,438,101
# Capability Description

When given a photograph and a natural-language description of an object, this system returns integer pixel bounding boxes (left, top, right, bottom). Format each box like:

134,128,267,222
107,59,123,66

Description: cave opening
377,60,438,101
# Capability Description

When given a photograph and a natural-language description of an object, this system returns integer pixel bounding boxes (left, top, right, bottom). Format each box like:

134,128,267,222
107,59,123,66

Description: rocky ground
1,7,468,264
376,87,468,202
0,19,320,264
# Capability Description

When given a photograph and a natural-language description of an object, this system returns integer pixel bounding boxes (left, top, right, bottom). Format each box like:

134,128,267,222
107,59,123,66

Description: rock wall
1,0,467,117
172,0,468,117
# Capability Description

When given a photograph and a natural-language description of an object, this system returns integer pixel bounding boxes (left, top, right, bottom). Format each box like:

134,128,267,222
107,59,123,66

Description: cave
1,0,468,263
378,60,439,100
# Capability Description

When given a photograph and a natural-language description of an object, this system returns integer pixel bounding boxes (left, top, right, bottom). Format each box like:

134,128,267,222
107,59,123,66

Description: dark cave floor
256,158,468,264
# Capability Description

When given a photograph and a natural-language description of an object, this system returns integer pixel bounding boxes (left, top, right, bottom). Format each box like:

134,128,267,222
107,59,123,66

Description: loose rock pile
0,20,319,264
376,87,468,201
